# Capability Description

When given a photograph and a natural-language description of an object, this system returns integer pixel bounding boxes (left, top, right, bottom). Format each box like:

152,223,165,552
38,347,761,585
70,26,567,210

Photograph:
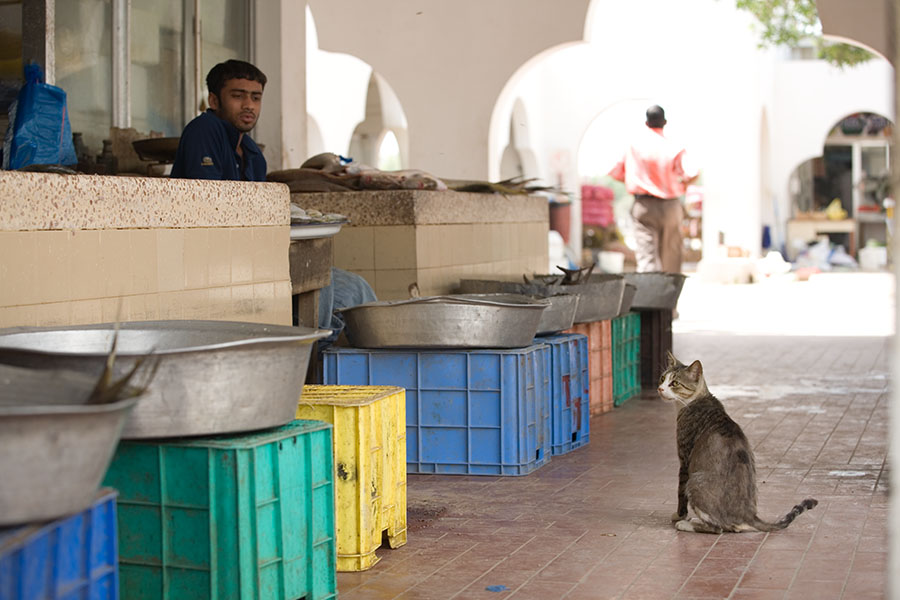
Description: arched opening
575,100,653,271
348,72,409,168
306,6,408,165
376,130,402,171
785,111,893,264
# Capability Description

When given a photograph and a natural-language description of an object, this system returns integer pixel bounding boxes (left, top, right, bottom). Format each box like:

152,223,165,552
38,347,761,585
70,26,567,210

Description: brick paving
336,273,892,599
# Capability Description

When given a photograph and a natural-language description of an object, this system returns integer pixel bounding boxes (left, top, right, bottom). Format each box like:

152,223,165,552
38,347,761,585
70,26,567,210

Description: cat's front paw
671,512,686,522
674,519,695,532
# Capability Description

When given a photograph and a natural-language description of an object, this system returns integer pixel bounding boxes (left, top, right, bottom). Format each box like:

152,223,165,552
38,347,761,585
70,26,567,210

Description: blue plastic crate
0,489,119,600
104,420,337,600
323,344,551,476
539,333,590,455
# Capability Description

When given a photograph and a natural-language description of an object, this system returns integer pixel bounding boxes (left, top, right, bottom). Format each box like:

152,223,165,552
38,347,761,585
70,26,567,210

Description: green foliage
735,0,873,68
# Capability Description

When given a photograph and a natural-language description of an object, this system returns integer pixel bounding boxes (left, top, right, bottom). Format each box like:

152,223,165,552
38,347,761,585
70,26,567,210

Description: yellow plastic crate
297,385,407,571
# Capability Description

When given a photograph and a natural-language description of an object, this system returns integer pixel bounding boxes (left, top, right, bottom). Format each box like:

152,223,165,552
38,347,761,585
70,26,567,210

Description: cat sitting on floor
657,352,818,534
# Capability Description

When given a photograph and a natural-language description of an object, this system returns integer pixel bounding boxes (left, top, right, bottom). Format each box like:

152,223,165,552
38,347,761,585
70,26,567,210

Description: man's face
209,77,263,133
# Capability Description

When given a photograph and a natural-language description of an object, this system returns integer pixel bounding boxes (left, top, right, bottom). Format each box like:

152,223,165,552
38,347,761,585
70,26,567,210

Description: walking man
609,105,699,273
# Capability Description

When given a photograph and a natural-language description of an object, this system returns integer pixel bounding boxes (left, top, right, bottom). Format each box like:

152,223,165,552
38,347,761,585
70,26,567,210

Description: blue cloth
170,110,266,181
318,268,377,345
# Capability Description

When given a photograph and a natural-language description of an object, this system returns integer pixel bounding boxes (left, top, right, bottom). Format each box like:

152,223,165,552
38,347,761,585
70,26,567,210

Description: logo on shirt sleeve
201,156,214,166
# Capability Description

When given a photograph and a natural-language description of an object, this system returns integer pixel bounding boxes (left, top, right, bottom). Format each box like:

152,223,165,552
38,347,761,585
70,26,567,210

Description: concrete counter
293,190,549,300
0,171,294,327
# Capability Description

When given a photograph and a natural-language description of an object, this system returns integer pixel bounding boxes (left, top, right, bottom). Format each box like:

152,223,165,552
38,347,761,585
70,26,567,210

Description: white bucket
597,250,625,273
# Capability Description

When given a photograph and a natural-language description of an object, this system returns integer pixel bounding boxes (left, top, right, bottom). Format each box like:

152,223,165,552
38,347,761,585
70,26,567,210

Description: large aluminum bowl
0,395,137,526
0,321,330,439
459,275,624,324
623,272,688,310
338,295,548,348
453,293,578,336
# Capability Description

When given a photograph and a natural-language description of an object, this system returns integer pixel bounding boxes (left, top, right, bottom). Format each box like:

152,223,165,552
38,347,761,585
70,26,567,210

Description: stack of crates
565,320,613,415
322,344,552,476
538,333,590,455
296,385,408,571
0,489,119,599
612,312,641,406
639,309,673,390
103,420,338,600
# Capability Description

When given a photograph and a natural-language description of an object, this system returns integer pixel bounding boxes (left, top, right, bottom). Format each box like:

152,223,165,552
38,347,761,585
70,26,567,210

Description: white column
254,0,307,171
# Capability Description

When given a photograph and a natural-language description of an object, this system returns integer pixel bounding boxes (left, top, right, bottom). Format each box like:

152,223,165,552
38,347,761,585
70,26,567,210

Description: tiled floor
336,272,893,599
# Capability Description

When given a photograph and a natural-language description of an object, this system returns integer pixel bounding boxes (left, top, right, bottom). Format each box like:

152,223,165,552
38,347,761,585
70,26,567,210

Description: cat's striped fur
658,352,817,534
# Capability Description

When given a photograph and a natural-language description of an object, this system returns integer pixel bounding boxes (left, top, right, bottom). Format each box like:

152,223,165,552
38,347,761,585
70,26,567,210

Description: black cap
646,105,666,128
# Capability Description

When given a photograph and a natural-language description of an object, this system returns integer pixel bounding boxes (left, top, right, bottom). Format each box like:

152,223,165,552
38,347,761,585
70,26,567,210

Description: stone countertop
290,190,549,226
1,171,290,231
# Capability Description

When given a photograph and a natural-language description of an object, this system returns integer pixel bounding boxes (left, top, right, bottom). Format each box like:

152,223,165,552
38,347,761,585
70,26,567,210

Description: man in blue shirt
171,60,267,181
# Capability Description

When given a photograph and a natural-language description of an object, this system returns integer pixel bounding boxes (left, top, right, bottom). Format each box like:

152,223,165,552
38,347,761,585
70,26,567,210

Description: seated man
172,60,376,339
171,59,267,181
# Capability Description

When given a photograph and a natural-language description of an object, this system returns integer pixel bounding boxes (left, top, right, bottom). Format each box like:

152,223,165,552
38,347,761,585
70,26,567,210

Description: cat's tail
752,498,818,531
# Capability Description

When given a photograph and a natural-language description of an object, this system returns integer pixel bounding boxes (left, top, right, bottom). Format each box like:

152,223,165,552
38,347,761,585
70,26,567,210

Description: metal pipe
21,0,54,83
111,0,130,127
194,0,202,110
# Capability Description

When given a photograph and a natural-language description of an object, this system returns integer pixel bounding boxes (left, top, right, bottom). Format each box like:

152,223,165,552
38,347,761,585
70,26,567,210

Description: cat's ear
666,350,677,368
687,360,703,379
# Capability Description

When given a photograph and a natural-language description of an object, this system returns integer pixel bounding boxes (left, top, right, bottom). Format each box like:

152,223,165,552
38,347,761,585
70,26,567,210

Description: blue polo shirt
170,110,267,181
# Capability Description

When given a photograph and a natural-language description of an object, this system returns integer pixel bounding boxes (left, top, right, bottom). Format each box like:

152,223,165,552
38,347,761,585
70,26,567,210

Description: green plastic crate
103,420,337,600
612,312,641,406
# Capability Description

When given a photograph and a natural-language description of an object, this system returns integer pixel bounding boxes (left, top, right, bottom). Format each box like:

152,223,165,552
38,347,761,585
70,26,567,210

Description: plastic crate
296,385,407,571
103,420,337,600
322,344,551,476
565,320,613,415
639,309,673,390
581,185,615,227
538,333,590,455
612,312,641,406
0,489,118,600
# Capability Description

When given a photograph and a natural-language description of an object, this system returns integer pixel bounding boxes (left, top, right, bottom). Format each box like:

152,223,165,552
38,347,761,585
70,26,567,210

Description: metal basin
618,283,637,316
0,396,138,526
533,294,579,335
453,293,578,336
623,272,688,309
338,295,548,349
0,321,330,439
459,276,624,324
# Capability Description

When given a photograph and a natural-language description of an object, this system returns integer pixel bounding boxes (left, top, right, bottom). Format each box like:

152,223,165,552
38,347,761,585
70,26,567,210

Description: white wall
308,0,591,180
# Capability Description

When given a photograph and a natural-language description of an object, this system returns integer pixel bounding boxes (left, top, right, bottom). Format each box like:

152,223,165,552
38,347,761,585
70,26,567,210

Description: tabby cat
658,352,818,533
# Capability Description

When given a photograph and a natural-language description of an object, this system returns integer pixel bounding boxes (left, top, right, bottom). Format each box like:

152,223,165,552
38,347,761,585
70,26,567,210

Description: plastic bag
2,63,77,170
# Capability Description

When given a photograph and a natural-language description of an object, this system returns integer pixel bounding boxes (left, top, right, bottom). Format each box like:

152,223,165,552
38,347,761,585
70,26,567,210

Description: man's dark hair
206,60,267,98
646,105,667,128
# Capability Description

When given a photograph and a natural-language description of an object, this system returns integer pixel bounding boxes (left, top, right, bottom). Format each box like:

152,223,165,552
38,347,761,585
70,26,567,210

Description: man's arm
608,157,626,182
170,118,226,180
674,149,699,186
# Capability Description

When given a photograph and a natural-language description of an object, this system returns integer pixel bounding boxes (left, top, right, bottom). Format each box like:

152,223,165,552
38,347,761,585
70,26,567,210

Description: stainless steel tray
623,272,688,309
0,320,330,439
338,295,548,348
0,396,138,526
